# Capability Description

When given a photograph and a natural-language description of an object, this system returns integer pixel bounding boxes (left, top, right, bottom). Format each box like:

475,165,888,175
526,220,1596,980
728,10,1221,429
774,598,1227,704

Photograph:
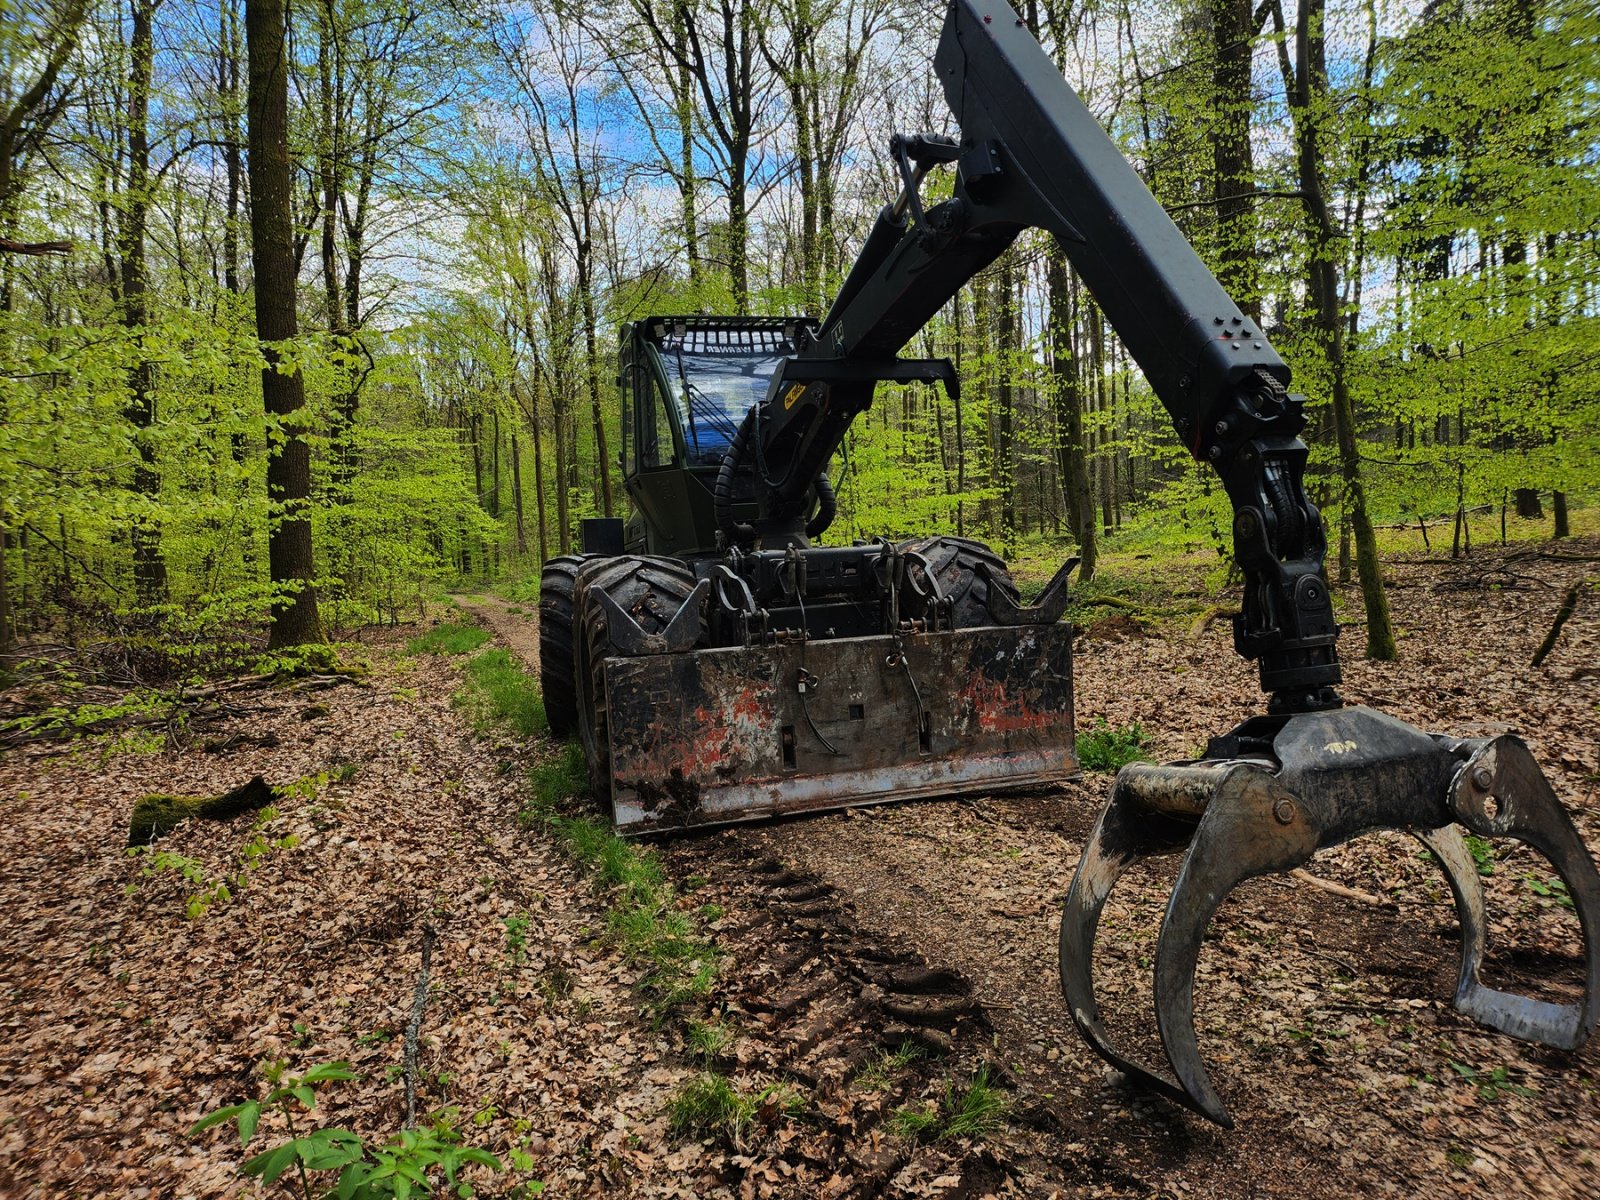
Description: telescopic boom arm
729,0,1339,713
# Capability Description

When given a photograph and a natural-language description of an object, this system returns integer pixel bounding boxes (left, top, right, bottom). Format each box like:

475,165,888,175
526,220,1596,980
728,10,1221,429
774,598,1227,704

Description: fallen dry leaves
0,536,1596,1199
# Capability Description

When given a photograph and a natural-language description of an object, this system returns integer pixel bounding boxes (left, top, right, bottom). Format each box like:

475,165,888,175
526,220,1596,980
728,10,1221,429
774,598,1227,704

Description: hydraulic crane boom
721,0,1339,714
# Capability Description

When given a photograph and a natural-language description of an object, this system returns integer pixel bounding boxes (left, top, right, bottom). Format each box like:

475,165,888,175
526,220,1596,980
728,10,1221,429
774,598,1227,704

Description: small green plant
667,1073,802,1147
856,1042,924,1092
1448,1061,1535,1102
1464,835,1495,877
503,913,531,967
890,1066,1009,1142
1075,717,1152,773
188,1060,512,1198
126,809,298,919
407,624,491,656
1524,874,1575,909
687,1019,734,1065
455,650,545,737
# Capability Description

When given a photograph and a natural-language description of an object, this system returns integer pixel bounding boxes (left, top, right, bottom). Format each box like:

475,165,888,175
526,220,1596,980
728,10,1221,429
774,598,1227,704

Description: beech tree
247,0,323,646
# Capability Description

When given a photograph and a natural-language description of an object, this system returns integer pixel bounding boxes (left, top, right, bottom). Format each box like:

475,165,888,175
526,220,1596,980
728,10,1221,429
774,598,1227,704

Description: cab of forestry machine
540,0,1600,1126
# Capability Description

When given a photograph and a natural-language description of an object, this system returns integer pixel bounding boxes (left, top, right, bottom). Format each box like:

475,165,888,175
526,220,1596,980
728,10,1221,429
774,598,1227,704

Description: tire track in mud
455,593,1056,1196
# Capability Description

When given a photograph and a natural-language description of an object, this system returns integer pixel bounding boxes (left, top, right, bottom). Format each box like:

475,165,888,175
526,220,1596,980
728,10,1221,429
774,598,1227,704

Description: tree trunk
1210,0,1259,318
1553,491,1569,539
1276,0,1394,659
511,425,528,556
247,0,323,647
123,0,167,604
995,254,1018,540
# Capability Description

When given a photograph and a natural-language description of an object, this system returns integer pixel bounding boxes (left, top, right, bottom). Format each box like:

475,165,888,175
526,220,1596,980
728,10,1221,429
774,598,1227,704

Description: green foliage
1464,835,1496,877
855,1043,924,1092
502,914,531,967
406,624,491,657
666,1073,803,1147
1075,717,1152,773
1448,1061,1536,1102
686,1020,735,1065
521,737,717,1018
188,1060,513,1198
453,650,544,738
125,807,298,919
889,1067,1009,1142
1524,874,1575,910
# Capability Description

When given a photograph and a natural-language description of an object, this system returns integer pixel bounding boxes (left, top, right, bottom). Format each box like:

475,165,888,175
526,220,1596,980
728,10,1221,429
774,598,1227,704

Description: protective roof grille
646,315,816,355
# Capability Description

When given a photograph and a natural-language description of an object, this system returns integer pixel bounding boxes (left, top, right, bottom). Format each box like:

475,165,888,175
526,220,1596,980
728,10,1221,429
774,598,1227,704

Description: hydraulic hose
713,407,759,546
805,473,836,540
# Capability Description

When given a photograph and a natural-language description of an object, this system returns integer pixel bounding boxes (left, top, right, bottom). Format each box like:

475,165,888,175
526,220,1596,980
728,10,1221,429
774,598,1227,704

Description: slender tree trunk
123,0,167,604
996,254,1018,540
1210,0,1259,318
511,424,528,556
578,256,614,517
1276,0,1394,658
247,0,323,647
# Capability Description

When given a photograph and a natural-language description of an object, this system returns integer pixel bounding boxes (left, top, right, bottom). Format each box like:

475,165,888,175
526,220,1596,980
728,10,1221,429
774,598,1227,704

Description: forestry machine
539,0,1600,1126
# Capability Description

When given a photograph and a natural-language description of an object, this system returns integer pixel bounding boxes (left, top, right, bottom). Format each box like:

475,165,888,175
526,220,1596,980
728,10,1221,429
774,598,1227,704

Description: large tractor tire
572,556,702,797
897,536,1020,628
538,554,590,738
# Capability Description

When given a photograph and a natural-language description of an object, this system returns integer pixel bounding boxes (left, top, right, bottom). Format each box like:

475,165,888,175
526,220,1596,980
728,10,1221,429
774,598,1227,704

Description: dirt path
457,539,1600,1199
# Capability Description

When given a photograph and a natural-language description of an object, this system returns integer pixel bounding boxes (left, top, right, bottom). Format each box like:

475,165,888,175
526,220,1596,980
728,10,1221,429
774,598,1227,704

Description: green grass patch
521,742,718,1018
890,1066,1009,1142
1075,716,1153,772
454,649,545,737
667,1073,803,1147
855,1042,925,1092
407,623,492,656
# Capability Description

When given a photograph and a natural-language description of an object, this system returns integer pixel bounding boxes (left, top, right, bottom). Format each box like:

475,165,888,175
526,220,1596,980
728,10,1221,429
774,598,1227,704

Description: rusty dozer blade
601,622,1075,833
1060,705,1600,1127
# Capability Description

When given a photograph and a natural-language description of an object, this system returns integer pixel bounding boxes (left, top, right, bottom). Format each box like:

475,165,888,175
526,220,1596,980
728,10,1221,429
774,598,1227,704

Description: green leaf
302,1061,358,1084
186,1102,252,1139
302,1127,365,1170
237,1102,260,1147
291,1084,317,1110
241,1140,300,1184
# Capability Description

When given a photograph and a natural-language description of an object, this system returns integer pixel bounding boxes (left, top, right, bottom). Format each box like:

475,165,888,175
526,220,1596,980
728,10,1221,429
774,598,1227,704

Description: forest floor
1,536,1598,1199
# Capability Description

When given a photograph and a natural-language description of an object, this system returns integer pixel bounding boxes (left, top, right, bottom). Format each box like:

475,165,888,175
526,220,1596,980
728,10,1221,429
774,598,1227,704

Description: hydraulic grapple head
1061,705,1600,1127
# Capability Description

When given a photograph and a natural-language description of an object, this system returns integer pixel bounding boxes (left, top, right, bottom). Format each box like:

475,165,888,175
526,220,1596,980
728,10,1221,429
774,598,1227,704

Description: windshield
665,349,788,466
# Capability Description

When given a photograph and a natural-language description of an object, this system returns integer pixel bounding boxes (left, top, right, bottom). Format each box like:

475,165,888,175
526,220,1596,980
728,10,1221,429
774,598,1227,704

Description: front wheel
897,536,1020,628
572,556,703,797
538,554,589,738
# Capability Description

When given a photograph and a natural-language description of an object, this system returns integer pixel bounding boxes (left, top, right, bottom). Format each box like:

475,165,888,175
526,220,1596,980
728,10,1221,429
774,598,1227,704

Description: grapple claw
1438,736,1600,1048
1061,708,1600,1126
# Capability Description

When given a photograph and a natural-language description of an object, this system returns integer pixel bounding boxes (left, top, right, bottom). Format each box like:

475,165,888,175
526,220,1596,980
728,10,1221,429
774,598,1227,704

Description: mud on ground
1,539,1596,1199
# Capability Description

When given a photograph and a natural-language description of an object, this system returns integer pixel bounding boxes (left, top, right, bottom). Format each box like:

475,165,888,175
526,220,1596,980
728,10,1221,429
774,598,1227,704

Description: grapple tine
1440,736,1600,1048
1063,706,1600,1127
1150,768,1318,1127
1059,783,1202,1117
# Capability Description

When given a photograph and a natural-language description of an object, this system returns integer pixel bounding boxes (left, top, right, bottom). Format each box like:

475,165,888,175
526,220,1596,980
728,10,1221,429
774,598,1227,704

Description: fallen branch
1289,868,1395,909
1531,581,1588,668
403,923,439,1129
1188,604,1239,639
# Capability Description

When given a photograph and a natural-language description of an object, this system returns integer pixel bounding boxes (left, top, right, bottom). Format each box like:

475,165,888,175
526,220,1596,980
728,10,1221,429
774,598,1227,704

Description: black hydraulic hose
714,406,759,546
804,473,836,540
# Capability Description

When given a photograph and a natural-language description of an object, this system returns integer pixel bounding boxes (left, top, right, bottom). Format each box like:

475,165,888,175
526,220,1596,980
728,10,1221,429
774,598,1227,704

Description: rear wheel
573,556,702,797
897,536,1020,628
538,555,589,738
